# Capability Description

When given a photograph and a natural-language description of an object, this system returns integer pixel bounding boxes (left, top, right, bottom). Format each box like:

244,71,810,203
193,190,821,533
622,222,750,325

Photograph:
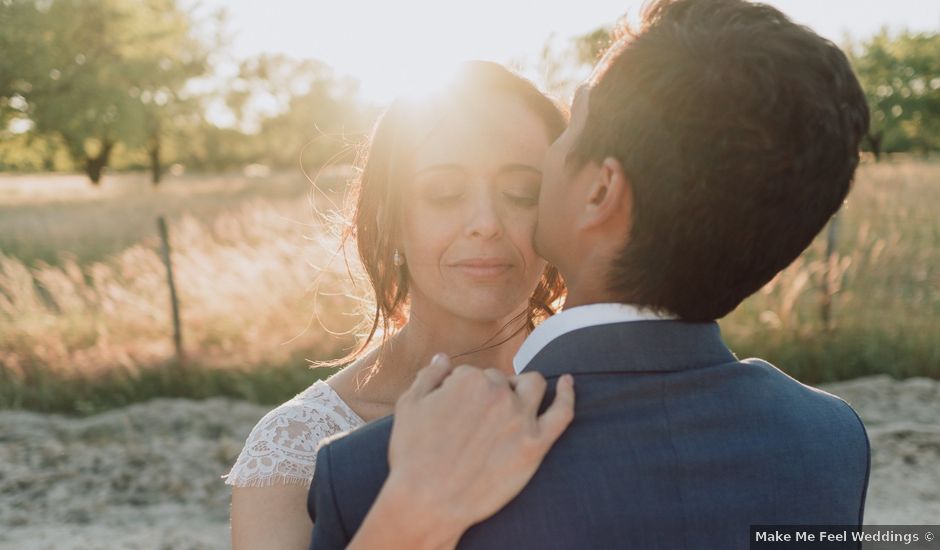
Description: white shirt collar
513,303,679,374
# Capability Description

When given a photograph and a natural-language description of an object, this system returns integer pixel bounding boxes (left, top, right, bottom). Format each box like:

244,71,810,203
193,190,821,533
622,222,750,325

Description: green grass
0,352,343,416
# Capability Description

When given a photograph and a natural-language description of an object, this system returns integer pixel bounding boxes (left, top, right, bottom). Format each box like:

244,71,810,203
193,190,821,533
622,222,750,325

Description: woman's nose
464,190,503,240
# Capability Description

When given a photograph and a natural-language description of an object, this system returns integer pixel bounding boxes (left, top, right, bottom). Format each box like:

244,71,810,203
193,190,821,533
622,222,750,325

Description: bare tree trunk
84,139,114,185
865,131,883,162
42,148,56,171
149,135,162,186
820,213,840,332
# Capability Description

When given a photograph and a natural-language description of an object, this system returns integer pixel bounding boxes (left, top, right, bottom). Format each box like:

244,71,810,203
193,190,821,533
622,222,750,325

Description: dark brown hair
569,0,869,321
335,61,567,365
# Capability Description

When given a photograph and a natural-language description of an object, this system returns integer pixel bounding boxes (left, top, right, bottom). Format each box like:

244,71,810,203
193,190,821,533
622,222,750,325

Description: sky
195,0,940,103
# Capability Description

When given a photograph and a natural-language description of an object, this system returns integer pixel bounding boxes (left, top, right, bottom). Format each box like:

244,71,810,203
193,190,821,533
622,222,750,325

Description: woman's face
400,94,551,323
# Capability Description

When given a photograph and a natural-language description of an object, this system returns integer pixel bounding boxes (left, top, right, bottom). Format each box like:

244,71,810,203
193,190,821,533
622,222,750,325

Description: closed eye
504,192,539,207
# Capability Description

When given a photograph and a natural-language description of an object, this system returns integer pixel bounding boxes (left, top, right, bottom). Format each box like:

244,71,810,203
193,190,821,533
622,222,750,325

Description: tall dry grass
720,159,940,382
0,171,362,412
0,160,937,413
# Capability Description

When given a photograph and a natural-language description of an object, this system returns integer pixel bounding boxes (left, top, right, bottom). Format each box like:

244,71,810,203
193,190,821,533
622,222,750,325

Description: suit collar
513,303,679,374
520,320,738,378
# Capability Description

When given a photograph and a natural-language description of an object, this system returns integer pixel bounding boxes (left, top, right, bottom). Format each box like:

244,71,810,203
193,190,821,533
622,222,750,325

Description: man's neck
561,283,620,310
556,251,623,310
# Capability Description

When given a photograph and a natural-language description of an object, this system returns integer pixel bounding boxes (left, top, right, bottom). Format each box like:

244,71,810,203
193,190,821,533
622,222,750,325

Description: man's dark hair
570,0,870,321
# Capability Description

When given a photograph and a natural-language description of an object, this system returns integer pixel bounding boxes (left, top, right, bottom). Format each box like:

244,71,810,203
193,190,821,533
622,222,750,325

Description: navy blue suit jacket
307,320,870,549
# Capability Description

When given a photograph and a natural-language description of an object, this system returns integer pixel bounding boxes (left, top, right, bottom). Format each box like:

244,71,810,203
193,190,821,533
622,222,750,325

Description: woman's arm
345,354,576,550
231,484,313,550
228,398,341,550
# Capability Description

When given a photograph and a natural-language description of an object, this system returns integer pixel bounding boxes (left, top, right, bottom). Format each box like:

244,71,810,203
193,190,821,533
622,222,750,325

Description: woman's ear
579,157,632,233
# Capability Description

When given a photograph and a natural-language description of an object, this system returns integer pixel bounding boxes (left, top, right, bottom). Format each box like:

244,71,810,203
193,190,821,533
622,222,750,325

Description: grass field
721,159,940,382
1,161,937,414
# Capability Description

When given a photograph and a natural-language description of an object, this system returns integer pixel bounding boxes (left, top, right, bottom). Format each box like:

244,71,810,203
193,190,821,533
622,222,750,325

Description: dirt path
1,374,937,549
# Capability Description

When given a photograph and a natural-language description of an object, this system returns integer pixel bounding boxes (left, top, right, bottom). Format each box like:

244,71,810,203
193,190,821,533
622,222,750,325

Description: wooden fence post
157,216,184,365
821,212,840,332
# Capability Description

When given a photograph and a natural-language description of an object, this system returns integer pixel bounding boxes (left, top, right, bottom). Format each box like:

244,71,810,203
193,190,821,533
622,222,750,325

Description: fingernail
432,352,449,366
562,374,574,386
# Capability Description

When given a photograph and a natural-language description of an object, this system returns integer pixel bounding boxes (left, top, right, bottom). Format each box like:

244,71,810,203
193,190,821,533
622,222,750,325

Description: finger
406,353,454,399
513,372,548,417
535,374,576,446
440,364,479,388
482,368,510,388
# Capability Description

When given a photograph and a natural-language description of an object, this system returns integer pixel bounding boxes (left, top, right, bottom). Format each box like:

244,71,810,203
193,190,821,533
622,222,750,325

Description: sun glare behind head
389,62,462,106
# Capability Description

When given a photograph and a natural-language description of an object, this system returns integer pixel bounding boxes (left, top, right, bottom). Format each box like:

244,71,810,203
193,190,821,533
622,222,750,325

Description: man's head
535,0,869,320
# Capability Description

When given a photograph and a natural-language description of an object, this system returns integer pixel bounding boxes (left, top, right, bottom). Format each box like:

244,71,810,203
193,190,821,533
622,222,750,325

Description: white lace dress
222,379,366,488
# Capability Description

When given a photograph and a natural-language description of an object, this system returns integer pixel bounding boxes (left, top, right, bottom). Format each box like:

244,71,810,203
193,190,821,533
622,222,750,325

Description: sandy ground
1,374,937,549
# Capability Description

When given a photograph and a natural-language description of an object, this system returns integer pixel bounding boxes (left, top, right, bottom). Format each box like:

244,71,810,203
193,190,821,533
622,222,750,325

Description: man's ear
579,157,632,232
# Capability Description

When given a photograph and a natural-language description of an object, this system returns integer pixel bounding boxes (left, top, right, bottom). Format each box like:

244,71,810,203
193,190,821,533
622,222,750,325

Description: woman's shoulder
222,379,366,488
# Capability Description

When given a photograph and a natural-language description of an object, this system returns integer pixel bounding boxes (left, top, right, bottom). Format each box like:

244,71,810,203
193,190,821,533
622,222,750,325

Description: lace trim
226,473,317,489
222,379,365,488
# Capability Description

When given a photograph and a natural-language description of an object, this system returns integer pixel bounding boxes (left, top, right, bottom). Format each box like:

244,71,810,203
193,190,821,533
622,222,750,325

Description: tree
509,26,613,100
574,26,614,67
850,30,940,158
0,0,210,184
222,54,369,169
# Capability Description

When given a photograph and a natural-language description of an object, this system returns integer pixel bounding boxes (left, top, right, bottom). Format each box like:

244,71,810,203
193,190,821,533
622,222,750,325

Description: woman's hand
349,354,575,550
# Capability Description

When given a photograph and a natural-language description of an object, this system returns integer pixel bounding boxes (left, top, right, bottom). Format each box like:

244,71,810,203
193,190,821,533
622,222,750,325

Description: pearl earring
393,249,405,267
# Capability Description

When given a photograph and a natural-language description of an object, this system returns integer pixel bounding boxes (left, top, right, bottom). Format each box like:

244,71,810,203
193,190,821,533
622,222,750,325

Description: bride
224,61,575,548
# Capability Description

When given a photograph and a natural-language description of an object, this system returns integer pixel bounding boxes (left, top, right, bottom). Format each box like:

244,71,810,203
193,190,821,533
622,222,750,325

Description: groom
308,0,871,548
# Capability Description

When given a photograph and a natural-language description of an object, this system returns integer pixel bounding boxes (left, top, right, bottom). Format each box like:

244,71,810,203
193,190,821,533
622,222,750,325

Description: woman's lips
449,259,514,279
